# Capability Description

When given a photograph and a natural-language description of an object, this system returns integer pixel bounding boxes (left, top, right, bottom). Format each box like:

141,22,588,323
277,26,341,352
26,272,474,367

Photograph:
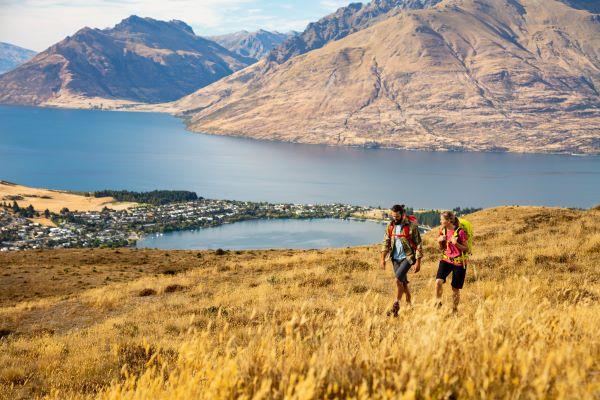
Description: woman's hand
451,236,459,245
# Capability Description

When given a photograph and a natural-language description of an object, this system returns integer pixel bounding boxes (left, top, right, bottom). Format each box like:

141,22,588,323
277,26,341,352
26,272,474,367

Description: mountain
173,0,600,155
0,16,254,106
267,0,443,63
209,30,297,61
0,42,36,74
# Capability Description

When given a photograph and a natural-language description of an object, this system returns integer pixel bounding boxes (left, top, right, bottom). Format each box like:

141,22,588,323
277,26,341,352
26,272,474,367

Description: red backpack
387,215,419,251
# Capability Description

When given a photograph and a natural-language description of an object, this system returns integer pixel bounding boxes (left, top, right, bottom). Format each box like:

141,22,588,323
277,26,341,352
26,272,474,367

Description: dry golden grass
0,181,136,213
351,209,387,220
28,217,57,227
0,206,598,399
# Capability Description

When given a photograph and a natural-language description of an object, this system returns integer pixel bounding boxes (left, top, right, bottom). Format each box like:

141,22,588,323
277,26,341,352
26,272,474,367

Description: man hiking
435,211,470,313
381,204,423,317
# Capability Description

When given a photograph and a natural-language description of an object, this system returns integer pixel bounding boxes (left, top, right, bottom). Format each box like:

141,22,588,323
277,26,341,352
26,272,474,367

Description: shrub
138,288,157,297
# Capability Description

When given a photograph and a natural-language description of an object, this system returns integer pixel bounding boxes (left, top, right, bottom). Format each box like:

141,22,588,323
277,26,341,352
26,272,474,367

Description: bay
136,218,386,250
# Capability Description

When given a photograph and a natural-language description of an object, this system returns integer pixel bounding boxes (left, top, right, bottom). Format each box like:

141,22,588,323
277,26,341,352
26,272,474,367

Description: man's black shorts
436,260,466,289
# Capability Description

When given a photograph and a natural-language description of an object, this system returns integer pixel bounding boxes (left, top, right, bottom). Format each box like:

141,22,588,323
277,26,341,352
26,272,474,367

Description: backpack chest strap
389,223,417,250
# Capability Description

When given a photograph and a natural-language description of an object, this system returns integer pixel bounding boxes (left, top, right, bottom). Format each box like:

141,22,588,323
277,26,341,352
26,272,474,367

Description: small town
0,198,377,251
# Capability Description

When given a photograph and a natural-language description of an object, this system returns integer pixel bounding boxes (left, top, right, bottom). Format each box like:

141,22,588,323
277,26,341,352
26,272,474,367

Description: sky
0,0,352,52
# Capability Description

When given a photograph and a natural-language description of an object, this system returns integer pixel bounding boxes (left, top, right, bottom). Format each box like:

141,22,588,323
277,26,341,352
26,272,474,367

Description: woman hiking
380,204,423,317
435,211,469,313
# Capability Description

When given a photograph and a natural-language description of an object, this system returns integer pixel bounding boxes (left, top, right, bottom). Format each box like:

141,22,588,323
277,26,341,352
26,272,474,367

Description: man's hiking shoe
386,301,400,317
435,301,443,309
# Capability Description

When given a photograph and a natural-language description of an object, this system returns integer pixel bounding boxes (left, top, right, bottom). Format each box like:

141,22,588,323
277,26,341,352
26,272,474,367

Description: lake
136,218,386,250
1,105,599,209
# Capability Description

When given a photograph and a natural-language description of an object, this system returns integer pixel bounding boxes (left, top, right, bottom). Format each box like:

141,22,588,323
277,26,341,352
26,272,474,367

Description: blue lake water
1,105,599,209
136,218,387,250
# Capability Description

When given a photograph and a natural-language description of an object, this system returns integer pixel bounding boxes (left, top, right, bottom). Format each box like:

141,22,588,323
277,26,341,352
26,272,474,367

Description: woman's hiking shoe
386,301,400,317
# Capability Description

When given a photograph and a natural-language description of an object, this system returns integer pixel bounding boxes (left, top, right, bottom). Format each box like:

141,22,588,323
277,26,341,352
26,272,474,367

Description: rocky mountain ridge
0,42,36,74
0,16,253,105
209,29,297,61
267,0,443,64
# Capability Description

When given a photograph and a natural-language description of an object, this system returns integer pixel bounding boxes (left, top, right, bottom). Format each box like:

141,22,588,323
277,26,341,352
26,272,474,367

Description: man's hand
414,259,421,273
437,235,446,243
380,259,386,270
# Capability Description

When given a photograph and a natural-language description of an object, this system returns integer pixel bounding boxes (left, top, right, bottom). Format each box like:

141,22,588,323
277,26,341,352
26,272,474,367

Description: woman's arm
451,229,469,252
454,241,468,252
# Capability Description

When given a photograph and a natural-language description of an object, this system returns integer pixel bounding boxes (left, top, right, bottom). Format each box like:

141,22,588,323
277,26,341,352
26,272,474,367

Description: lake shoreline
1,196,379,251
136,217,389,251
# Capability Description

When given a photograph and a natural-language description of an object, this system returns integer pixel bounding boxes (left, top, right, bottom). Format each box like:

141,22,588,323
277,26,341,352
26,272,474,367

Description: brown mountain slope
0,16,253,105
174,0,600,154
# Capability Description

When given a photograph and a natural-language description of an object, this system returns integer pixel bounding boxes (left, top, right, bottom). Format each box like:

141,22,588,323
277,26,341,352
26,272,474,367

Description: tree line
93,190,200,205
408,207,482,228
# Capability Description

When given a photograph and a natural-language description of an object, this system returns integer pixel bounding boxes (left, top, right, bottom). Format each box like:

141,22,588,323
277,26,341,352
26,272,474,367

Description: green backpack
457,218,474,257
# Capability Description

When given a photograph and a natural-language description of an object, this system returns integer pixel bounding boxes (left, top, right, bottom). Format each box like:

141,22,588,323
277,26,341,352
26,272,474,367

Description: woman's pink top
444,228,468,264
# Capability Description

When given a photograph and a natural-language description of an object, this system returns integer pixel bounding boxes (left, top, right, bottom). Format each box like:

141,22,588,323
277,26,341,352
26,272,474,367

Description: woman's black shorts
436,260,466,289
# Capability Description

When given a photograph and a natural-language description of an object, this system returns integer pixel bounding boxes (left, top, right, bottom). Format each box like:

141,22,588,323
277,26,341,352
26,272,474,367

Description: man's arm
380,224,391,269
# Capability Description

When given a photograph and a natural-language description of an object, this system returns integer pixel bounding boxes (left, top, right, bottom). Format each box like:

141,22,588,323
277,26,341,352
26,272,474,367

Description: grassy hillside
0,206,599,399
0,181,136,213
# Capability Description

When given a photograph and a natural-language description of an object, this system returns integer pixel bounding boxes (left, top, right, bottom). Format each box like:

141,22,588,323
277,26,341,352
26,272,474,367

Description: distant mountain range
173,0,600,154
0,16,253,105
208,30,297,61
0,42,36,74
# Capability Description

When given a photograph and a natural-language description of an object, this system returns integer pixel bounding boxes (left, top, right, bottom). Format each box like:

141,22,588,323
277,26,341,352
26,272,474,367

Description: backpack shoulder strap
387,221,395,237
401,223,418,251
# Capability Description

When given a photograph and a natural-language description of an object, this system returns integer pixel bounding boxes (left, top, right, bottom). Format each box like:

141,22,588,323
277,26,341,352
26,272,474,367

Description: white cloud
319,0,349,11
0,0,333,50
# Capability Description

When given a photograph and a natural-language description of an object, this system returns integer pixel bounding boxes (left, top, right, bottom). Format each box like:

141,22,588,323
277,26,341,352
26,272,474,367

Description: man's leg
395,259,411,306
385,279,403,317
403,282,411,305
396,278,405,302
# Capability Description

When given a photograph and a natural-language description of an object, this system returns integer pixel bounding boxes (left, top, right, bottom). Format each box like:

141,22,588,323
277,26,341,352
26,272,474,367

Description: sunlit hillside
1,206,599,399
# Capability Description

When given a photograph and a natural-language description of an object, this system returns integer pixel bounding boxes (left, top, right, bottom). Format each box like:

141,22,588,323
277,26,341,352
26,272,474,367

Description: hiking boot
435,301,443,309
386,301,400,317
